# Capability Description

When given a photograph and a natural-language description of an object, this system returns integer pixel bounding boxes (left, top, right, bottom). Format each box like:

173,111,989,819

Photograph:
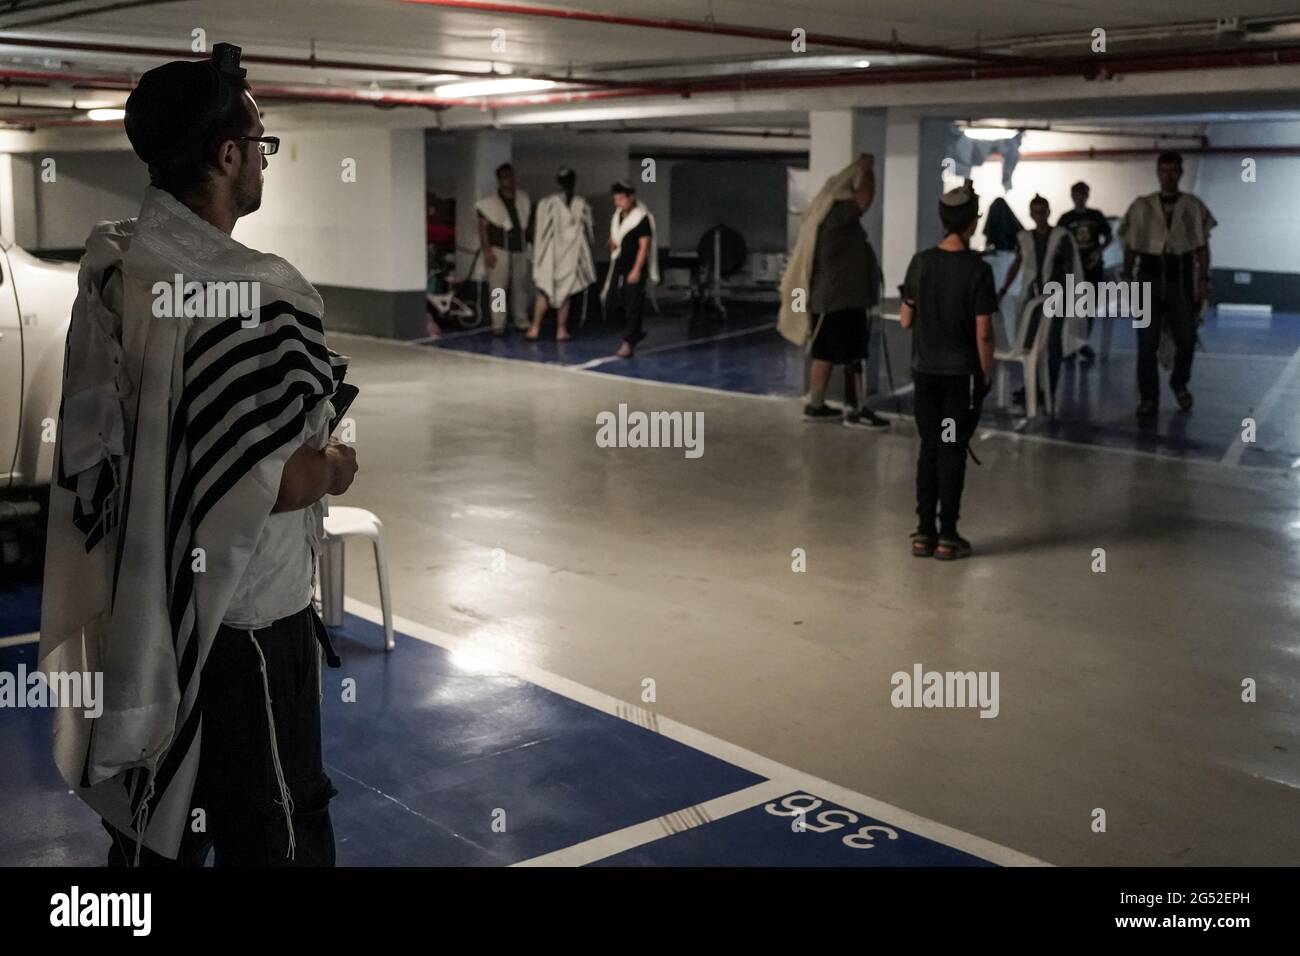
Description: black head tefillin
210,42,247,79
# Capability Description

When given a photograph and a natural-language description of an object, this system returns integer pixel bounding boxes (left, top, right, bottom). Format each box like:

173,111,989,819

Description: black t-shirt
902,247,998,376
1159,192,1178,228
502,194,524,252
1057,208,1111,273
615,215,653,277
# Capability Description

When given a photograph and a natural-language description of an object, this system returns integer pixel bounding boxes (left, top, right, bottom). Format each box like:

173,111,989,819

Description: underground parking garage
0,0,1298,936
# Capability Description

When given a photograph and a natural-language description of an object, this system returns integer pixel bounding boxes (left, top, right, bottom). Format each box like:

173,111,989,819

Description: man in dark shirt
899,184,998,560
605,181,656,358
803,153,887,429
1057,181,1111,362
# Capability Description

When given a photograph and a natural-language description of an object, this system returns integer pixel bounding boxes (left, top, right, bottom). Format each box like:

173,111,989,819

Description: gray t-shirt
809,199,871,314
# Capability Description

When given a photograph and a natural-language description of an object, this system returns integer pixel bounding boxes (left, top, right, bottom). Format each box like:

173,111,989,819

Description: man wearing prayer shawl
1119,151,1216,419
38,44,359,866
527,166,595,342
476,162,533,336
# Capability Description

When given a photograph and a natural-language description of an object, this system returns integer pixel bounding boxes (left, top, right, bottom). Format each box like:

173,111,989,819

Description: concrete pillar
0,154,38,247
234,126,427,339
453,128,512,280
881,109,921,293
808,109,885,250
808,109,890,397
917,117,956,252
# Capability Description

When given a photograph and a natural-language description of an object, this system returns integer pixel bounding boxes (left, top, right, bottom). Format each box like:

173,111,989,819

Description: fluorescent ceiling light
962,126,1019,140
87,108,125,121
433,78,556,98
746,55,871,73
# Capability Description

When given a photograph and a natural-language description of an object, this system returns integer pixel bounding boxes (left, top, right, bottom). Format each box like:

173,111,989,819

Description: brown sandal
935,535,972,560
911,533,937,557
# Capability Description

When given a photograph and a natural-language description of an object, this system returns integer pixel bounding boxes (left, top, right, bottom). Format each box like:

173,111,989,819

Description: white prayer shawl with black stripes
38,186,339,860
1014,226,1089,356
532,192,595,308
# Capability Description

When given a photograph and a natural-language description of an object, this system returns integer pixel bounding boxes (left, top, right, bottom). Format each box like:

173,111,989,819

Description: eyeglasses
238,135,280,156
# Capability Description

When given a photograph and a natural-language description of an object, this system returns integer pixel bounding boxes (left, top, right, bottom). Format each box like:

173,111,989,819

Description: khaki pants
485,247,531,332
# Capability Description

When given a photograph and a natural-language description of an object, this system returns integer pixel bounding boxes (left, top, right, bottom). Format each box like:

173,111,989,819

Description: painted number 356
764,793,900,850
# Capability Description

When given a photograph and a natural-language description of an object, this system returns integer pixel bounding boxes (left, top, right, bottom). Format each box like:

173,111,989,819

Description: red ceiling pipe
2,43,1298,118
483,43,1300,106
401,0,1047,65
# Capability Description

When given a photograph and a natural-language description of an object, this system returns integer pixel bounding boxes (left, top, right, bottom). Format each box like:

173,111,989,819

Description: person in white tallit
997,194,1088,409
39,45,358,866
527,166,595,342
601,181,659,358
476,162,533,335
1119,151,1216,419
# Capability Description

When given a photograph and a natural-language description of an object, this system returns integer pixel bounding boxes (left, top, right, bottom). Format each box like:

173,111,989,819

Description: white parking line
1220,344,1300,466
344,597,1050,867
513,780,792,867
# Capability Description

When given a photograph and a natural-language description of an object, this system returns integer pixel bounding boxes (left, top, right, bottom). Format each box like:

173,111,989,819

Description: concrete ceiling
1,0,1299,130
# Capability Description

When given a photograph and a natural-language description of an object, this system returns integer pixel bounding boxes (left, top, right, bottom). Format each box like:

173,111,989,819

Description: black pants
104,605,337,867
1082,265,1104,340
1136,254,1197,402
914,371,986,537
612,273,647,345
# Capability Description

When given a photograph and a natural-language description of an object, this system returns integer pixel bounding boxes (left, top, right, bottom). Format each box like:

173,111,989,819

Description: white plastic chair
994,293,1055,419
318,505,394,651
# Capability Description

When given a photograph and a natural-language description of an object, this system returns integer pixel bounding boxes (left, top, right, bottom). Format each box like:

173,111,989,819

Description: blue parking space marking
591,790,996,867
0,603,1038,867
0,582,42,639
426,306,776,369
322,613,764,865
0,642,105,867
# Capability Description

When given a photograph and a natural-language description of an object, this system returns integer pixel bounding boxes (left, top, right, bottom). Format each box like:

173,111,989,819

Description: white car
0,237,78,492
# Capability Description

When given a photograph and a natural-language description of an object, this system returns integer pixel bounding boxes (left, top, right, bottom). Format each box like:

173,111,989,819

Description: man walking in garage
1119,151,1216,419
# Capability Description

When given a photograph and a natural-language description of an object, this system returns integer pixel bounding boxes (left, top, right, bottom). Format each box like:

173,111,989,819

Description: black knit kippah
123,59,224,165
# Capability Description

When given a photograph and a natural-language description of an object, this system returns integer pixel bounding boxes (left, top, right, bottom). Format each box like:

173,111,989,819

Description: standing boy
899,184,997,560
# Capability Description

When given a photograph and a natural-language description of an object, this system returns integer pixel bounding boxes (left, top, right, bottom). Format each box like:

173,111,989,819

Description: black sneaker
1079,345,1097,363
1175,389,1194,412
844,408,889,430
803,403,842,423
1136,399,1158,420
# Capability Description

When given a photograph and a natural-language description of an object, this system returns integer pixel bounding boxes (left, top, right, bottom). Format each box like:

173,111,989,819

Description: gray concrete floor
330,331,1300,866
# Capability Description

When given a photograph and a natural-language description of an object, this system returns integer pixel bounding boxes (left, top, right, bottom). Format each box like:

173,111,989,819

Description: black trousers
611,273,647,344
914,371,987,537
1136,254,1197,402
104,605,337,867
